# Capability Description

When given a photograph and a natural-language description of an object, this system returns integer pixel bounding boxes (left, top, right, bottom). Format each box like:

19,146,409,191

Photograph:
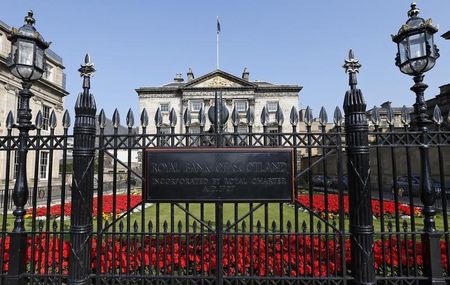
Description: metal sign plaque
144,148,295,202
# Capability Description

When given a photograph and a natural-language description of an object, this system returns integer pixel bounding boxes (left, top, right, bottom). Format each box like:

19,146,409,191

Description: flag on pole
217,17,221,34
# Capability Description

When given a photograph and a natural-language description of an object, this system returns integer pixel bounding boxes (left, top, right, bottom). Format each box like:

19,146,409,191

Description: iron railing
0,53,449,285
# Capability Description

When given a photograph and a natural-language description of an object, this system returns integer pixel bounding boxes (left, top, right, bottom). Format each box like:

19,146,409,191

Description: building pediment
183,70,256,89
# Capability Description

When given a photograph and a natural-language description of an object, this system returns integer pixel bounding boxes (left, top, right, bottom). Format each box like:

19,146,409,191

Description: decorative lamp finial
24,10,35,26
408,3,420,18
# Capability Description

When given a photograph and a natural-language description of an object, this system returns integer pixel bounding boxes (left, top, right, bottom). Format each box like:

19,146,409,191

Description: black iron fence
0,53,449,285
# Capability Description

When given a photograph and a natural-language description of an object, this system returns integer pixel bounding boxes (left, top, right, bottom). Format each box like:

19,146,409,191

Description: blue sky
2,1,450,122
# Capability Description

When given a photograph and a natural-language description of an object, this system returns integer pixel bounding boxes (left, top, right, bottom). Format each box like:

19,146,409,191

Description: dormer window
160,103,169,113
235,100,248,112
190,100,203,112
43,64,53,80
266,101,278,113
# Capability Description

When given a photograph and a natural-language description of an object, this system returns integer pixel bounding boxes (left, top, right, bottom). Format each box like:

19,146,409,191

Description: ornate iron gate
1,52,449,285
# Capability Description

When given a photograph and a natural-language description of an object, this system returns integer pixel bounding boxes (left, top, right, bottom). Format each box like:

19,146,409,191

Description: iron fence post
68,54,97,285
6,82,35,285
411,74,445,285
342,50,375,285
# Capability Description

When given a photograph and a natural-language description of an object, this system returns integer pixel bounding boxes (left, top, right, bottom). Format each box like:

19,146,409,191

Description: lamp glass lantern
392,3,439,76
7,11,50,82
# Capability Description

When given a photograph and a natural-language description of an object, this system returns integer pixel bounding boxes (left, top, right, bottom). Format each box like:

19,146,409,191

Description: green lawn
1,202,448,235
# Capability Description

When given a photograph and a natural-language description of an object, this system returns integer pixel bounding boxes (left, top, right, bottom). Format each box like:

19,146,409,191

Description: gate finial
140,108,149,128
290,106,298,126
343,49,361,90
126,108,135,128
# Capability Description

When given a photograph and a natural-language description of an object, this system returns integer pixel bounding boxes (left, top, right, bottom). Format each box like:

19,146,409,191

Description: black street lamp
8,11,50,82
392,3,439,77
392,3,445,285
392,3,439,127
6,11,50,285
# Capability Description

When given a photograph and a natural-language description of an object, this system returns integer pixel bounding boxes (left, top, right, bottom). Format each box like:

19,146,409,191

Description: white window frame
160,103,170,113
42,105,51,132
43,64,53,81
39,151,50,180
190,100,203,112
235,100,248,112
266,101,278,113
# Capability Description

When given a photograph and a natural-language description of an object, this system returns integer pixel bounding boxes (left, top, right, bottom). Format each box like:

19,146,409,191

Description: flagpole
216,16,220,70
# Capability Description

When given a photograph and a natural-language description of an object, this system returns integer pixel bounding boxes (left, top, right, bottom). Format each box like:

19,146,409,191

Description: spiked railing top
246,106,254,126
333,107,343,127
49,110,57,129
275,104,284,126
432,105,443,125
62,110,71,129
155,107,163,127
126,108,135,128
183,108,191,127
112,109,120,128
290,106,298,126
35,110,43,130
140,108,149,128
169,108,177,127
6,111,14,130
98,109,106,129
260,106,269,127
304,106,313,127
319,106,328,126
231,105,240,127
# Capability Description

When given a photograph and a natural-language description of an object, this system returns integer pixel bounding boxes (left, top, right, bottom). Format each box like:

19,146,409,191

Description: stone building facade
425,83,450,130
137,68,302,134
0,19,68,188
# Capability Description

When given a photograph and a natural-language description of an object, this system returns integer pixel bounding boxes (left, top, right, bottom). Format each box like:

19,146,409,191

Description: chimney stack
242,67,249,81
174,73,184,83
187,68,194,82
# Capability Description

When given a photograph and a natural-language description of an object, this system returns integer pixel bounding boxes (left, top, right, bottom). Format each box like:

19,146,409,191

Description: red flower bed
0,234,447,276
26,194,142,218
296,194,421,217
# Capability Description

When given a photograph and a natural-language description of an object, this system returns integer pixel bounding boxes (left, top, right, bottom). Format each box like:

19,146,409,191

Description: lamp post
5,11,50,285
392,3,444,284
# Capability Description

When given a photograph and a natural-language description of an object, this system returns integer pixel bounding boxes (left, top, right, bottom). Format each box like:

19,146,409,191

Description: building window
190,101,203,112
235,100,248,112
40,152,49,180
267,101,278,113
42,105,51,131
160,103,169,113
43,64,53,80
